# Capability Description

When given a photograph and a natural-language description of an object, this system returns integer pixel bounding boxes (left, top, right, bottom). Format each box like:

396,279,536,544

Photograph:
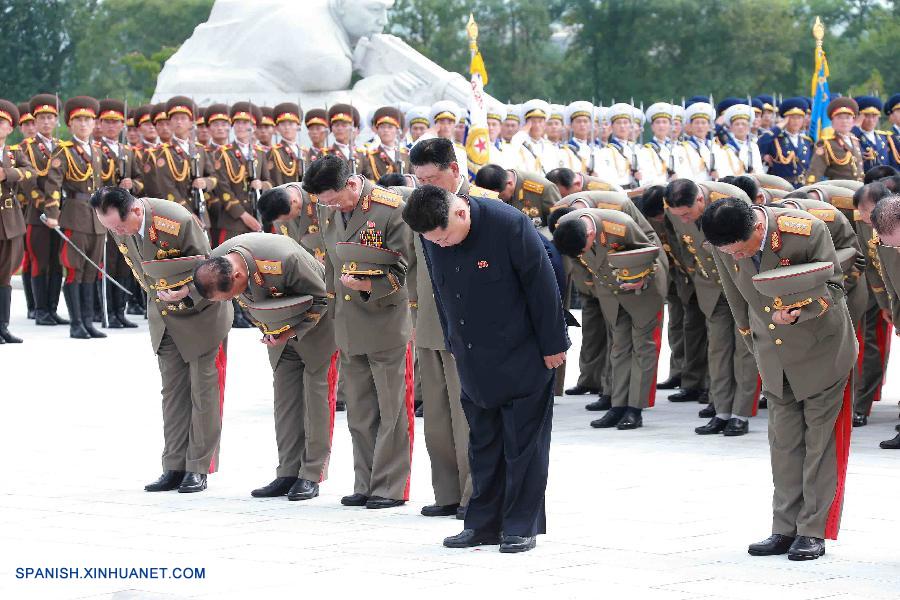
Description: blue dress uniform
852,96,889,172
883,94,900,170
758,98,813,188
421,194,570,538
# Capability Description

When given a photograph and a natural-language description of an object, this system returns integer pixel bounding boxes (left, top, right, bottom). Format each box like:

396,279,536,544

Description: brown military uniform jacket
559,208,667,327
210,232,336,370
21,135,58,226
214,143,272,233
134,142,162,198
508,169,561,225
114,197,232,360
357,145,410,182
97,139,144,196
807,133,864,184
320,177,412,355
272,183,326,260
267,142,307,187
580,174,624,193
147,141,217,218
44,139,105,234
712,205,857,399
665,181,751,317
0,144,34,241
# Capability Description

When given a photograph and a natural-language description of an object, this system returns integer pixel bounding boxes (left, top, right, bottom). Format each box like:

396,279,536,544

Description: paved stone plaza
0,284,898,600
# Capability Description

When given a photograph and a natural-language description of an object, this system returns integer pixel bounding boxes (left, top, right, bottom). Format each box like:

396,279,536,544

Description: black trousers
461,373,554,538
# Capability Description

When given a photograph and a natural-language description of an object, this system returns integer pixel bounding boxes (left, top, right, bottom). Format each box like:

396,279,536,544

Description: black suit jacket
422,195,570,409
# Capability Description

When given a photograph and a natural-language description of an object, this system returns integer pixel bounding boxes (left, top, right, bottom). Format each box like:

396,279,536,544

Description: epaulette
59,140,74,148
9,144,19,151
368,186,402,209
820,129,835,141
876,130,891,136
522,180,545,194
807,208,835,222
253,143,266,151
22,137,34,145
223,144,233,150
468,184,499,199
255,259,283,276
802,135,813,142
152,215,181,237
602,220,626,237
777,214,813,236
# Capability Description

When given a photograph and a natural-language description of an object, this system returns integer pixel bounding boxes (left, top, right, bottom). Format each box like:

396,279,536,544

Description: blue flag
809,46,831,142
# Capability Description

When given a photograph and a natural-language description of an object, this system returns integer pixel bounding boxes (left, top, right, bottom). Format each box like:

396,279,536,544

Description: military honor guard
358,107,410,181
302,155,414,510
638,102,676,187
673,102,717,181
425,101,469,169
596,103,641,189
202,103,232,243
402,182,568,553
268,102,307,187
885,94,900,170
852,96,889,172
92,187,232,493
665,179,759,435
16,103,36,319
565,101,600,175
807,97,865,183
194,232,338,500
151,103,172,145
702,197,857,560
304,108,330,161
0,100,35,344
327,103,361,164
554,207,666,430
758,98,814,188
473,164,561,227
255,106,276,151
716,103,764,176
22,94,69,327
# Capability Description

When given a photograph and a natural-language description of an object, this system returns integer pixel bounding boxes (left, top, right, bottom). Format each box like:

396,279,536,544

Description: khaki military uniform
213,143,272,243
806,133,864,184
267,141,307,187
579,174,625,193
666,182,759,418
114,198,232,473
357,145,410,182
320,177,414,500
0,144,34,285
212,233,338,482
147,141,217,225
507,169,561,226
712,205,856,539
21,136,65,297
558,208,667,409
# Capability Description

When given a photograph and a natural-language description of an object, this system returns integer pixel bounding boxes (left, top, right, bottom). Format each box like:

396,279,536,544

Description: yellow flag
467,14,489,86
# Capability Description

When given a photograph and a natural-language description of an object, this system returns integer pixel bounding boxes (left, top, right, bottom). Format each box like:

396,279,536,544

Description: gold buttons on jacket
768,324,775,330
764,306,771,312
344,294,351,301
775,339,783,345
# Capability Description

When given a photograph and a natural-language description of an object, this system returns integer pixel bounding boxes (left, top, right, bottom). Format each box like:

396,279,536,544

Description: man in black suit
402,184,570,554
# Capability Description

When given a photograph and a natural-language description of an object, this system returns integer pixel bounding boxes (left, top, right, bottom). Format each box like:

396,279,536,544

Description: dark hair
409,137,455,169
546,167,577,189
724,175,758,202
784,190,810,199
872,194,900,236
547,206,574,233
864,164,897,184
552,217,588,257
473,164,508,193
853,181,889,208
90,186,135,220
639,185,666,218
377,173,407,187
402,184,452,233
258,186,292,223
664,178,699,208
193,256,234,299
700,197,755,247
881,175,900,193
302,154,350,195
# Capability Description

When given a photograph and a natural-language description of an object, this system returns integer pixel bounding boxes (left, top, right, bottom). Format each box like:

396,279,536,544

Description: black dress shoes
251,476,297,498
421,502,459,517
758,396,768,409
288,479,319,501
698,389,710,404
748,534,795,556
336,400,346,412
852,412,868,427
723,418,749,437
698,404,716,418
879,433,900,449
616,407,642,430
456,505,466,520
695,417,728,435
656,375,681,390
788,536,825,560
178,472,207,493
565,385,598,395
590,407,626,428
499,535,536,553
585,394,611,411
341,493,369,506
366,496,405,509
443,529,500,548
144,470,185,492
668,388,702,402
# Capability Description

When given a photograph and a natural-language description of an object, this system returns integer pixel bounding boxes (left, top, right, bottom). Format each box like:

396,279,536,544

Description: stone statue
152,0,480,117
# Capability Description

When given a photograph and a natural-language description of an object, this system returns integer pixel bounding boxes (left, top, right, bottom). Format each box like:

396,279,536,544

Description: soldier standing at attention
303,155,414,510
327,104,361,165
194,232,337,501
305,109,330,161
268,102,306,187
92,186,232,493
358,107,410,182
807,98,864,184
702,197,857,561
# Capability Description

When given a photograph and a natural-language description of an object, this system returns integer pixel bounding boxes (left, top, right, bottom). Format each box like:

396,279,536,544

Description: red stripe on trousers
824,374,853,540
60,229,76,284
218,229,227,246
319,350,340,483
648,311,663,408
401,341,415,501
26,226,40,276
750,376,762,417
207,343,227,474
873,314,892,402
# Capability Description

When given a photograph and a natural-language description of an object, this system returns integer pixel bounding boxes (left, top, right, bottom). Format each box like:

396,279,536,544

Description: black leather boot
92,280,103,323
0,286,23,343
22,271,35,319
115,288,137,327
48,274,69,324
106,284,124,328
32,275,57,325
63,283,90,339
80,283,106,338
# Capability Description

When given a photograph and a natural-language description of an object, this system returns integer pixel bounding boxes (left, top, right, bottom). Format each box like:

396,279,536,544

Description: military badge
477,260,489,269
156,249,167,259
156,158,165,167
51,158,62,168
780,258,791,266
148,225,158,243
253,272,265,286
